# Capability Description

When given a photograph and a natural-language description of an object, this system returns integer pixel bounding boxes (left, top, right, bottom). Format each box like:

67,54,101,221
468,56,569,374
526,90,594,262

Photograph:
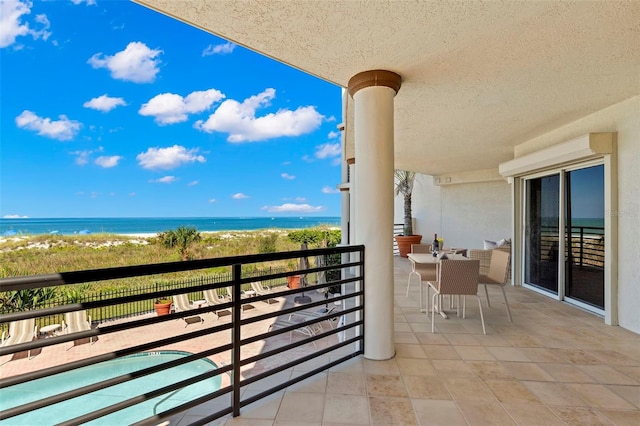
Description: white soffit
499,133,614,177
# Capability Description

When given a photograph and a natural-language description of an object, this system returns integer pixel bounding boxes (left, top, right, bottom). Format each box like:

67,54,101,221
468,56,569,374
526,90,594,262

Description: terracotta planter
154,301,172,316
287,275,300,289
395,234,423,258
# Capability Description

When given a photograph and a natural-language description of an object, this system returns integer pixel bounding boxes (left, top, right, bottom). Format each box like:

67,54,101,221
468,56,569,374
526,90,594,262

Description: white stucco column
348,70,401,360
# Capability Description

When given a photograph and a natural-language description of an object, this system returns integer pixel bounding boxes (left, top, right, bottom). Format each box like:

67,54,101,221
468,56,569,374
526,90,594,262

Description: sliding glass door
523,164,605,313
524,174,560,294
565,165,605,309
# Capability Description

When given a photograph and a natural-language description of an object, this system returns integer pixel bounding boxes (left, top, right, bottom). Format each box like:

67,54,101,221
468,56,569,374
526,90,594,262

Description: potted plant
154,298,172,316
394,169,422,257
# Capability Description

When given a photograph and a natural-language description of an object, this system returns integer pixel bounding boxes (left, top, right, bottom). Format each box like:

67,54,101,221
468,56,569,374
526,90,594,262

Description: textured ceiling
135,0,640,176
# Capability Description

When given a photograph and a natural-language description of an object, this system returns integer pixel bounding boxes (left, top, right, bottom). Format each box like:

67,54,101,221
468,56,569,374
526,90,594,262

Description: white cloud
281,173,295,180
208,198,216,203
83,94,127,112
15,110,81,140
202,42,236,56
149,176,176,184
328,131,340,139
188,180,199,187
232,193,249,199
139,89,224,124
315,143,341,159
71,0,97,5
261,203,325,213
194,88,324,142
88,41,162,83
295,197,307,202
301,155,314,163
71,148,100,165
95,155,122,168
322,186,339,194
0,0,51,48
3,214,28,219
137,145,206,170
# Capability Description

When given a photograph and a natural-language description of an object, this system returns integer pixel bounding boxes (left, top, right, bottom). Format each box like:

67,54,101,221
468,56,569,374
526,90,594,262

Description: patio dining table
407,253,471,319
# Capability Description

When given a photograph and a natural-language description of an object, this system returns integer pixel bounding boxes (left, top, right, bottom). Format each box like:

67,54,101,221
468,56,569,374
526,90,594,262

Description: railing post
232,263,241,417
579,227,584,267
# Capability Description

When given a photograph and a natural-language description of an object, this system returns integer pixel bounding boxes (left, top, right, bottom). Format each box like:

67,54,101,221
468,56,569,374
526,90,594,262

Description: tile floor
2,256,639,425
208,256,639,425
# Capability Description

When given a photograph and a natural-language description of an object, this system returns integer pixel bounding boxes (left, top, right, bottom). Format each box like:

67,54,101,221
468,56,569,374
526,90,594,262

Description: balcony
2,247,639,425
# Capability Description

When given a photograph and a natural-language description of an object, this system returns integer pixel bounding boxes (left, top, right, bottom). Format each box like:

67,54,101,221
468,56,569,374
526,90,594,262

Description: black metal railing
538,225,604,268
0,245,365,425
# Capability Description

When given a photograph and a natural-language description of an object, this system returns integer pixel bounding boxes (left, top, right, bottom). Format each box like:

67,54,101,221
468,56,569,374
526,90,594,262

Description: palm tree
158,226,201,260
394,169,416,236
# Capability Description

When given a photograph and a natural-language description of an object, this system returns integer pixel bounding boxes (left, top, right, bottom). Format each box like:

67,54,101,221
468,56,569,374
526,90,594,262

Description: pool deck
2,256,640,425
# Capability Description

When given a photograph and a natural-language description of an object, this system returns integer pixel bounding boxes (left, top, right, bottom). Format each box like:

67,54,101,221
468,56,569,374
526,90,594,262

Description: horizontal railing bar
134,392,234,426
240,336,363,392
57,364,227,426
0,345,229,421
242,322,362,367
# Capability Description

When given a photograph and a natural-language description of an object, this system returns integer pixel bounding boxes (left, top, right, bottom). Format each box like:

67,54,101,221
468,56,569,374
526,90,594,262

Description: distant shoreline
0,216,341,237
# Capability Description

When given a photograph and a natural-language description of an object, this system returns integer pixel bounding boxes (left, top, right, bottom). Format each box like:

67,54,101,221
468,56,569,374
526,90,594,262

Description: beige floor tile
274,392,325,423
287,371,327,393
411,399,466,425
598,409,640,426
565,383,636,410
432,359,475,378
577,365,639,385
394,343,427,359
394,331,419,344
589,350,640,367
421,344,461,360
502,334,544,348
483,379,540,404
614,366,640,383
466,361,515,380
523,381,588,407
454,345,496,361
607,384,640,408
328,356,363,374
539,363,597,383
322,394,370,425
224,418,273,426
474,334,512,347
403,375,451,400
326,372,366,395
363,358,400,375
415,332,450,345
502,362,555,382
501,402,564,425
550,348,602,365
239,390,284,419
394,322,413,332
456,400,516,425
396,357,436,376
486,346,531,362
365,374,408,397
444,333,481,346
368,396,417,425
444,377,495,402
550,406,616,425
517,347,564,363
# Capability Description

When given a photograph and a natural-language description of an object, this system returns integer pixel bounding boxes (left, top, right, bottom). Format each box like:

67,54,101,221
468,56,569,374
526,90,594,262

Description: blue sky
0,0,343,218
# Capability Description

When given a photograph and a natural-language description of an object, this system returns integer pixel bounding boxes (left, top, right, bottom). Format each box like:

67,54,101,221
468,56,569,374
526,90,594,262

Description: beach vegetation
157,226,202,260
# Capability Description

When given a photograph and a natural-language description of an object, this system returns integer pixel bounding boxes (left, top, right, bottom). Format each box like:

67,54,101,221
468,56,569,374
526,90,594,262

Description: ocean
0,217,341,236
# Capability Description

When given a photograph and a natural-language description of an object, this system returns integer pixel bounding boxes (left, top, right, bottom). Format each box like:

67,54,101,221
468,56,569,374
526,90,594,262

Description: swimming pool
1,351,222,425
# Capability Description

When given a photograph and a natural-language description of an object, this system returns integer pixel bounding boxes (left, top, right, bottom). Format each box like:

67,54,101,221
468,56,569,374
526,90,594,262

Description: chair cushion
483,239,497,249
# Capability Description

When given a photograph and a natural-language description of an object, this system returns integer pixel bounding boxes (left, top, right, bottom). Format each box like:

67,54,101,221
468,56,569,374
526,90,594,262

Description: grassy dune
0,230,305,279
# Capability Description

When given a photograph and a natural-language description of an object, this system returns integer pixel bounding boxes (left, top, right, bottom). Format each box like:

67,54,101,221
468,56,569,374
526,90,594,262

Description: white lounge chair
288,305,339,329
203,289,231,318
250,282,278,304
63,310,94,348
1,318,38,359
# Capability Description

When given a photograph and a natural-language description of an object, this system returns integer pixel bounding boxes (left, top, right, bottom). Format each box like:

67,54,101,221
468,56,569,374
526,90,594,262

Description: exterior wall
512,96,639,333
396,174,511,251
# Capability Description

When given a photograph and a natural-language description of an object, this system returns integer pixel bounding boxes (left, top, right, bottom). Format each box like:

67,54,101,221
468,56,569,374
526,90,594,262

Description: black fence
539,226,605,268
0,245,365,425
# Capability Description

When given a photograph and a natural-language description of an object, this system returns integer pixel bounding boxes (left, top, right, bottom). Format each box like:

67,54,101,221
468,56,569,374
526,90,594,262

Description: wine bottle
432,233,439,253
